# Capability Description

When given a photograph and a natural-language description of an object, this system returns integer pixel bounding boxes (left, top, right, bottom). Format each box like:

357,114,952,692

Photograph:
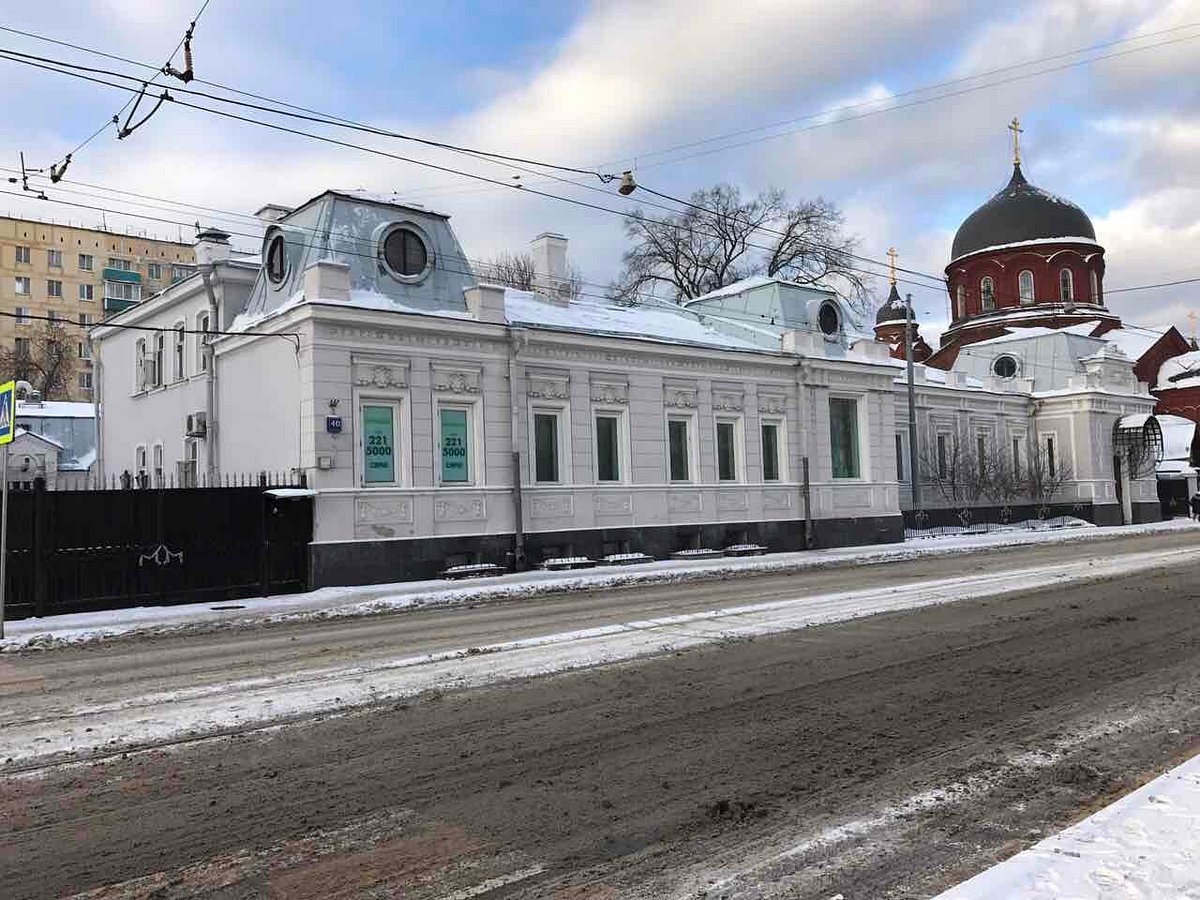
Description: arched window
1018,270,1035,305
135,338,146,391
1059,268,1074,303
955,285,965,319
1090,270,1101,305
980,276,995,311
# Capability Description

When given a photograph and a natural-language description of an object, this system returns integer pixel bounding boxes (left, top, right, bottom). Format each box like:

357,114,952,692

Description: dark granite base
309,515,904,589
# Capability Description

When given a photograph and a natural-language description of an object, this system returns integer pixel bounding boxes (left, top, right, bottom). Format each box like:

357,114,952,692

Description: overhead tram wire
0,185,946,307
0,58,934,293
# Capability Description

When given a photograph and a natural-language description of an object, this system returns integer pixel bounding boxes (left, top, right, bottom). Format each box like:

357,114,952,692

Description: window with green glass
533,412,559,483
668,418,690,481
596,415,620,481
362,404,396,484
762,423,780,482
829,398,860,479
440,408,470,483
717,421,737,481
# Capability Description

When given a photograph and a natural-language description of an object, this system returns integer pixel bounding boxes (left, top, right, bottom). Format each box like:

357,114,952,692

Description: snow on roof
13,427,63,449
1157,414,1196,461
16,400,94,419
949,236,1102,265
325,189,451,219
1095,325,1164,362
962,326,1085,349
686,275,778,303
1156,349,1200,390
504,290,764,351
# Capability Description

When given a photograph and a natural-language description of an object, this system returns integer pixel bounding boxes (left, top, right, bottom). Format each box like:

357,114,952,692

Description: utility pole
905,293,921,511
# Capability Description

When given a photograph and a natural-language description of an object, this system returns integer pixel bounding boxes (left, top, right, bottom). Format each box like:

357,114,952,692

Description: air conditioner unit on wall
185,411,208,438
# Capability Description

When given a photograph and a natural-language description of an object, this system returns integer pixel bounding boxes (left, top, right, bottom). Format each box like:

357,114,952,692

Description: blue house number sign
326,415,343,434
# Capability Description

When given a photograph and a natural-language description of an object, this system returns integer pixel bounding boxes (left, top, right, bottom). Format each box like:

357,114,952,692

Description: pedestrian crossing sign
0,380,14,445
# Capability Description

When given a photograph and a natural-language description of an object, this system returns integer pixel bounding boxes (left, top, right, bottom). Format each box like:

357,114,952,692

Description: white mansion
92,186,1165,587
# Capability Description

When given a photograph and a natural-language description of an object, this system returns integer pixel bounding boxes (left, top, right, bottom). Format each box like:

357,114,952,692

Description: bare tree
481,252,583,303
920,433,970,505
0,322,76,399
611,184,870,311
1024,442,1073,513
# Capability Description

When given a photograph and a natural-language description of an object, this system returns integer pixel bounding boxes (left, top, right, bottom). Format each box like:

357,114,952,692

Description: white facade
92,191,1162,587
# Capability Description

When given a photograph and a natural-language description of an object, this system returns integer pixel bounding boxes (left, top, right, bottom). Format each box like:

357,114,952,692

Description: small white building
92,190,1161,588
13,398,96,490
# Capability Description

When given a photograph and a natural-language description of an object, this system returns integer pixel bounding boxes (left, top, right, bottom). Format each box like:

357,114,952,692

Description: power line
1105,276,1200,294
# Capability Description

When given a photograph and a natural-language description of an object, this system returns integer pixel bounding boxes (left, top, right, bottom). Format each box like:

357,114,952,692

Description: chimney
194,227,232,265
530,232,570,304
254,203,293,224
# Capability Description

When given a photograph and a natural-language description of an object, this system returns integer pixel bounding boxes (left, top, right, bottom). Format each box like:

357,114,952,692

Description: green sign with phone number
362,405,394,483
440,409,469,483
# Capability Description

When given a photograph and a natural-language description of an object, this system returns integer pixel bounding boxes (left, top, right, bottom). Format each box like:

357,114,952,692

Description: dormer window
1018,270,1034,305
265,231,288,286
817,301,840,336
1059,268,1074,303
980,276,995,311
381,225,430,281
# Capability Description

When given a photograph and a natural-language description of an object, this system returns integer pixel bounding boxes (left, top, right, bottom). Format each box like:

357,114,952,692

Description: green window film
668,419,689,481
762,424,780,482
895,433,905,482
440,408,470,483
830,398,860,479
596,415,619,481
717,421,736,481
362,405,395,484
533,413,559,483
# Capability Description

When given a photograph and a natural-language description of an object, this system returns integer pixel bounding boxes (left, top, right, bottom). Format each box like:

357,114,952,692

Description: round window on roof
381,225,431,281
264,231,288,286
993,354,1019,379
817,301,840,336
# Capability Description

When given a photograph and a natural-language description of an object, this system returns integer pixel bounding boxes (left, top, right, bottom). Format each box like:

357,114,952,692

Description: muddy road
2,543,1198,898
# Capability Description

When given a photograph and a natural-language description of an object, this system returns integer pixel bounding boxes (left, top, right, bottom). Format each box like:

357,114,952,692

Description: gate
4,480,313,620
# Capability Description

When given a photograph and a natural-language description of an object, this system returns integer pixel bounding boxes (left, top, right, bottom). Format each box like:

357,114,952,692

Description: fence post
32,476,49,617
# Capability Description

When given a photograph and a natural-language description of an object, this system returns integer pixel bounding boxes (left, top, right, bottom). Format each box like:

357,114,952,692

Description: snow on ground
2,544,1193,770
933,751,1200,899
3,518,1196,653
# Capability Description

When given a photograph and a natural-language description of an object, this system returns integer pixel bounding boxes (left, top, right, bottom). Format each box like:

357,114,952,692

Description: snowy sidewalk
934,752,1200,898
3,517,1196,652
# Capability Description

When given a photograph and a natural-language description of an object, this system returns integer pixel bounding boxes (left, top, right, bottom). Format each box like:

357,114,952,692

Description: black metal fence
5,474,313,620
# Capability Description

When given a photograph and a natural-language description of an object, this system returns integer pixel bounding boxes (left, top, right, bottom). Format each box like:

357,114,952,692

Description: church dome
951,164,1096,261
875,283,907,324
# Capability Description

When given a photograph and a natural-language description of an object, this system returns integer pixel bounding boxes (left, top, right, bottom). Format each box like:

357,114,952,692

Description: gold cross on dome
1009,117,1024,166
1188,309,1197,340
887,247,898,286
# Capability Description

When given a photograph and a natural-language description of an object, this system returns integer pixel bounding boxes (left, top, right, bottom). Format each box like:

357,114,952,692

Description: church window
1059,268,1073,303
1018,270,1034,305
1090,270,1101,305
992,355,1018,379
829,398,860,479
980,276,995,311
955,285,965,319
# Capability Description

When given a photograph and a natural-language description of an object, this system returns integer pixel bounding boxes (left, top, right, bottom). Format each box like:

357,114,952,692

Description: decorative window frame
980,276,996,311
172,320,186,382
760,415,787,483
431,362,484,488
665,410,699,484
529,400,571,486
1018,269,1035,305
376,220,435,285
592,405,628,484
715,414,745,483
355,394,411,488
1059,268,1074,303
828,392,868,481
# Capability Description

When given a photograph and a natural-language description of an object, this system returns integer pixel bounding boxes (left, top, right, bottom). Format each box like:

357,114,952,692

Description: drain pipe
508,328,528,570
199,265,220,484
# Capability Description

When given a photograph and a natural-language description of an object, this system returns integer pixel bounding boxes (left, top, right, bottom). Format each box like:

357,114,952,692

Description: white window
196,311,211,372
152,332,165,388
78,283,94,301
172,322,186,381
1059,268,1073,302
79,313,94,327
171,265,192,282
761,420,783,482
667,415,694,482
147,262,162,280
532,409,564,483
78,371,93,390
1090,270,1101,304
47,249,62,268
47,279,63,298
15,307,30,325
955,285,965,319
716,417,742,482
107,257,133,271
1018,270,1034,304
78,253,94,271
829,397,861,479
78,340,92,360
104,281,142,303
594,411,625,482
153,444,164,488
14,276,30,295
14,245,30,264
980,276,995,311
437,404,474,485
135,338,147,391
135,445,148,478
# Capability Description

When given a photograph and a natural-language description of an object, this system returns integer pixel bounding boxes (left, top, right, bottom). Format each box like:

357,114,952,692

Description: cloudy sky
1,0,1198,337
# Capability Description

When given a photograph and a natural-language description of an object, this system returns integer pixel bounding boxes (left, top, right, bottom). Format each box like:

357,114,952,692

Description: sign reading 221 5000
362,405,395,483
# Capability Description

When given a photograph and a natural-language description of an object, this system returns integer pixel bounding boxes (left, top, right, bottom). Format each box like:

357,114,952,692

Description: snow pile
934,752,1200,899
906,516,1093,539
